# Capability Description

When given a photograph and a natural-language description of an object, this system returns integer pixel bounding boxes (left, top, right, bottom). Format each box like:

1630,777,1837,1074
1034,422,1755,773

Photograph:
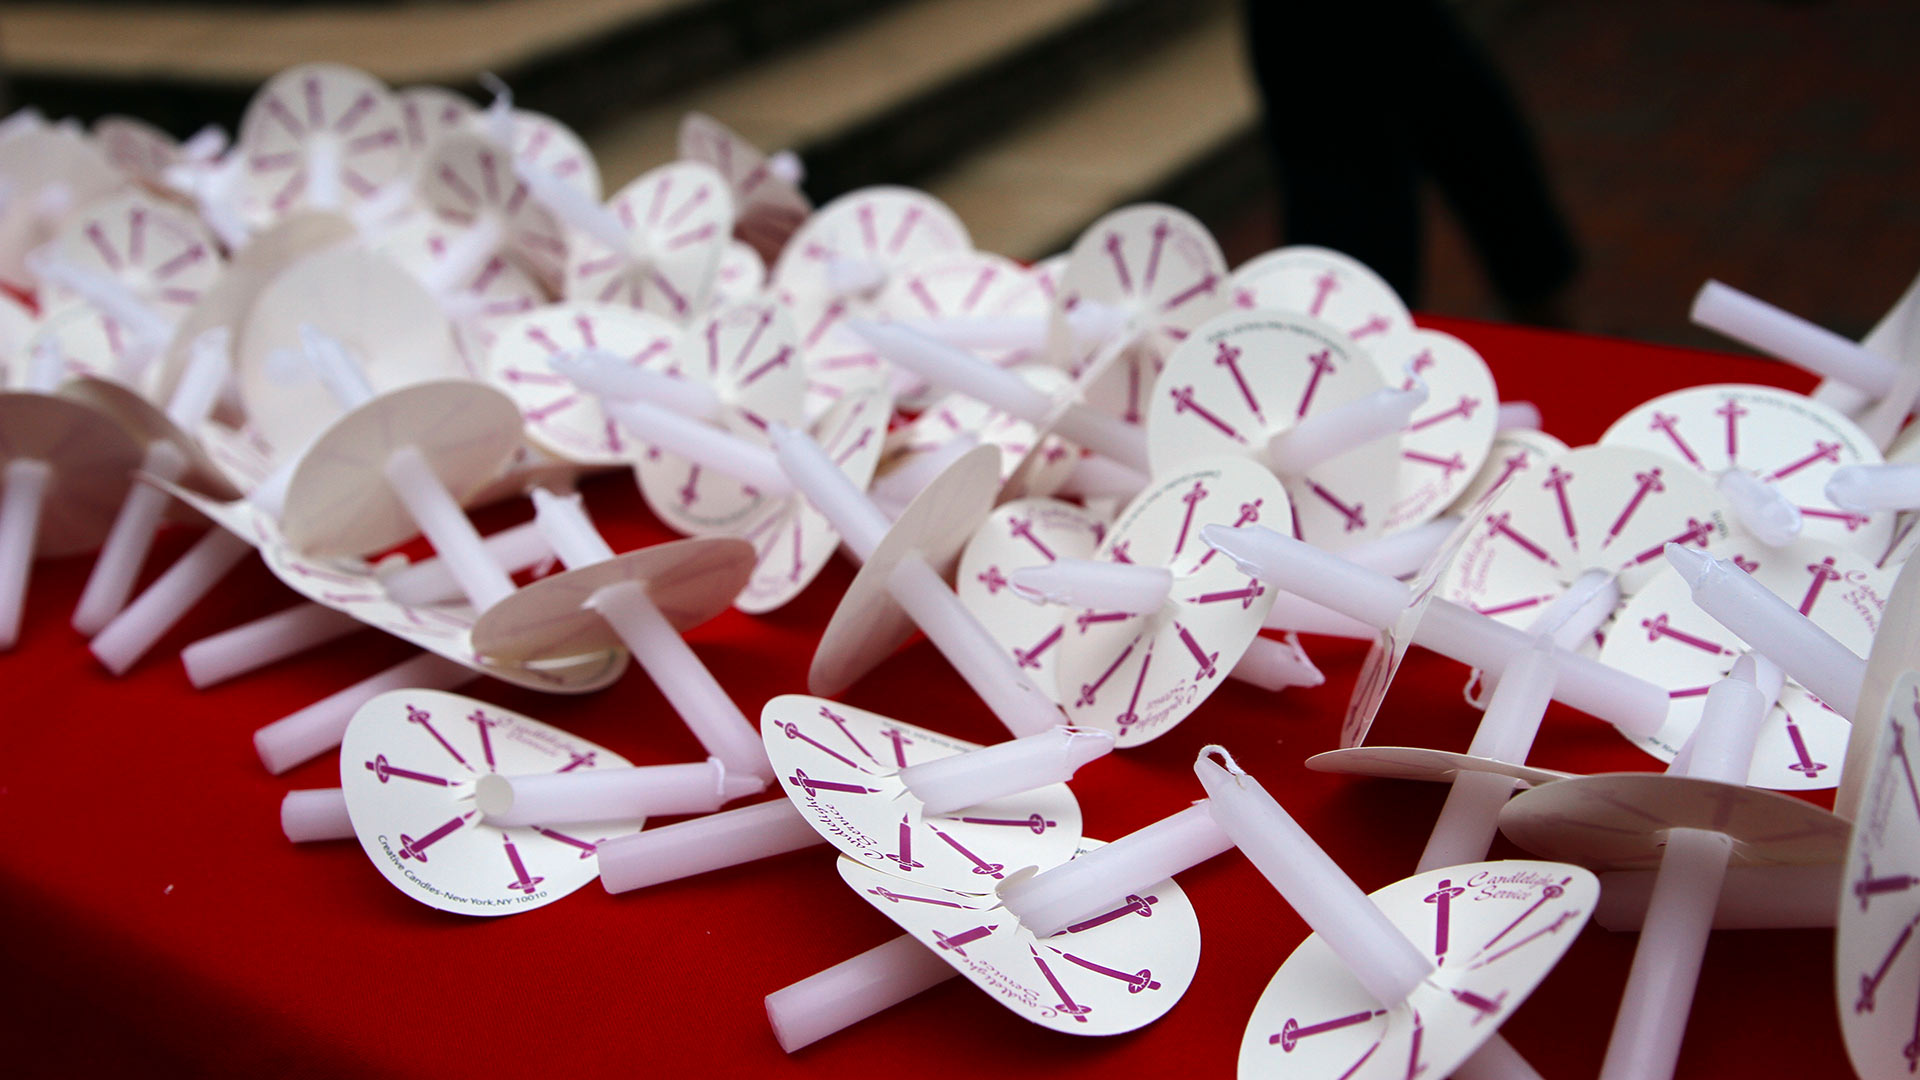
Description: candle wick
1197,744,1247,777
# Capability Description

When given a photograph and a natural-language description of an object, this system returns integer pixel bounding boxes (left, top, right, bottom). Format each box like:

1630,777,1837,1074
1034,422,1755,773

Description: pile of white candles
5,59,1920,1079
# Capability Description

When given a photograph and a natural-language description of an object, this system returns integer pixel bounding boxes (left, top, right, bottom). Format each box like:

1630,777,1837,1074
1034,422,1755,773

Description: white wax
530,488,615,567
1495,401,1542,433
1594,864,1840,931
1597,827,1733,1080
89,529,253,674
181,603,363,688
895,725,1113,815
1416,643,1557,873
416,214,506,299
303,132,343,211
253,652,477,775
1200,523,1410,628
1346,517,1457,580
0,458,52,651
998,802,1234,939
1716,469,1803,547
595,393,794,498
591,579,774,780
1826,462,1920,512
166,328,233,430
26,249,173,354
281,788,355,843
381,444,516,612
73,441,189,635
597,798,825,893
892,313,1049,352
475,759,765,826
767,150,805,186
1684,668,1768,785
1664,543,1864,719
298,324,375,411
886,555,1067,738
848,321,1151,473
1195,748,1433,1006
1228,635,1324,691
824,256,887,299
1008,557,1172,613
521,161,634,255
1526,568,1619,649
1265,383,1426,477
381,517,553,607
764,934,957,1054
1053,452,1150,501
766,422,890,561
1262,592,1376,639
1205,524,1668,734
1691,280,1896,398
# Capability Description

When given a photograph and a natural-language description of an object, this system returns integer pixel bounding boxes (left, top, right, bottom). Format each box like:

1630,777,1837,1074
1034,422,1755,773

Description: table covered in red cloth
2,316,1843,1077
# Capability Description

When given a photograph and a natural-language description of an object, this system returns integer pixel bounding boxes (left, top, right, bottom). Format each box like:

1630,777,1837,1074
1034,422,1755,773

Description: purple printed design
1187,580,1267,608
1174,621,1219,681
881,815,923,873
1801,506,1873,531
1404,450,1468,478
820,706,880,766
1308,481,1368,533
952,814,1059,834
557,750,597,773
1426,878,1465,964
406,704,471,769
1007,515,1057,561
1062,951,1160,993
1013,626,1064,669
1628,518,1716,566
1484,511,1558,567
1408,395,1481,433
1215,340,1263,421
467,709,500,771
928,825,1005,879
773,721,871,773
1768,440,1842,481
1271,1008,1385,1050
1648,411,1702,467
1297,349,1336,419
1716,398,1748,461
1066,894,1158,933
365,755,452,787
1076,640,1137,707
1542,465,1579,549
1640,613,1735,655
1115,642,1155,734
1784,714,1828,779
398,812,474,862
1194,499,1264,568
534,827,599,859
1857,915,1918,1011
1030,947,1092,1023
1604,468,1666,545
1173,480,1210,556
933,924,997,957
787,768,881,798
1800,556,1843,615
1855,864,1920,913
502,834,546,894
868,885,967,909
1169,386,1247,442
878,727,914,768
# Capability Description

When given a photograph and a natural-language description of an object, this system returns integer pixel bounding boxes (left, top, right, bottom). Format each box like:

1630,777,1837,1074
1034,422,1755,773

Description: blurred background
2,0,1914,350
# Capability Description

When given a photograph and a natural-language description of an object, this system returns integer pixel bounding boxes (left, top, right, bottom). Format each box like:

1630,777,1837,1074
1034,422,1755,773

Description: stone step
582,0,1205,204
0,0,900,134
920,8,1261,260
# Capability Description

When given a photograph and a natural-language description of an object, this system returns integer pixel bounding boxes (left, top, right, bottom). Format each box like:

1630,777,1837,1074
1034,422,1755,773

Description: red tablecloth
3,316,1842,1077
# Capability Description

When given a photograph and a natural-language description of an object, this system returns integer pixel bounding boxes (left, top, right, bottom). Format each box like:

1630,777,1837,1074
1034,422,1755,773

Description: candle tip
1661,541,1713,585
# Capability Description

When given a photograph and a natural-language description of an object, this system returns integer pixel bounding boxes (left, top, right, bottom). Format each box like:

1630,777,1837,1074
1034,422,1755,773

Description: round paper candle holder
339,688,644,916
233,63,412,227
235,245,467,462
1370,328,1500,532
759,694,1097,892
1146,310,1416,553
1054,203,1229,424
1229,244,1412,346
564,161,735,324
1836,669,1920,1080
1603,540,1890,790
1602,383,1889,556
470,489,764,779
1043,456,1293,745
678,111,810,265
800,439,1064,739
